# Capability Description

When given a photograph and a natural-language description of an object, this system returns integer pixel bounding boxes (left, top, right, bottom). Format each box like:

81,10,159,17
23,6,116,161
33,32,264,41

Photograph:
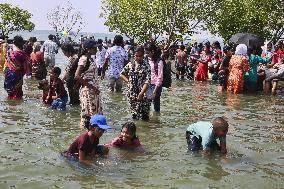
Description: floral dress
121,59,151,120
227,55,250,94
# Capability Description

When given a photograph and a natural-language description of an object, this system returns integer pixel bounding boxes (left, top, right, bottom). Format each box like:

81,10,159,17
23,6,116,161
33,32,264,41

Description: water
0,43,283,189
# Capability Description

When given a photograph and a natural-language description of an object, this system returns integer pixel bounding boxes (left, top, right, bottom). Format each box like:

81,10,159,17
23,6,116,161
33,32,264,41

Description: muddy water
0,52,283,189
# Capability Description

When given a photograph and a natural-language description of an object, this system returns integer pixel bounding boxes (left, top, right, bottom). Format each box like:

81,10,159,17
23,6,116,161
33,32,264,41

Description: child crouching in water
46,67,68,110
186,117,228,156
63,114,111,165
109,122,141,148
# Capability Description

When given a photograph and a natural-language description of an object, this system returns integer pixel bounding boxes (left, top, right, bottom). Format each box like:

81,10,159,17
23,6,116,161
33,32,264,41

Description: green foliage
101,0,205,48
0,3,35,37
205,0,284,42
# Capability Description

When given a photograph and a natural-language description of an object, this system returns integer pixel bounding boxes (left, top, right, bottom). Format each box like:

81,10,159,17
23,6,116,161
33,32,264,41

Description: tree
205,0,284,43
47,1,85,39
0,3,35,37
101,0,211,49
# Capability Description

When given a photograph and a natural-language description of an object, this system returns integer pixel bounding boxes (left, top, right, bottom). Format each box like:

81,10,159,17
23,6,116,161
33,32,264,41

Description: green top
244,54,270,89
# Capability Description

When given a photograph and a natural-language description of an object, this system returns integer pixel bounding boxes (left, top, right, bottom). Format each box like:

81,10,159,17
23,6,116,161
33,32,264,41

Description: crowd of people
0,32,283,164
174,40,284,94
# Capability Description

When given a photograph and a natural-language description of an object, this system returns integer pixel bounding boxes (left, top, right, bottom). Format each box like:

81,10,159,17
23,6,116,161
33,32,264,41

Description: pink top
148,58,163,86
110,137,141,148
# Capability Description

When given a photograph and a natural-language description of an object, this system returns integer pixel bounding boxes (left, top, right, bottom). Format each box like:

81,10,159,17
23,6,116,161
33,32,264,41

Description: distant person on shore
41,34,58,71
108,122,142,148
94,39,106,77
102,35,128,92
31,42,47,80
4,36,28,100
186,117,228,156
47,67,68,111
61,43,80,105
63,114,111,164
120,46,151,121
75,39,102,128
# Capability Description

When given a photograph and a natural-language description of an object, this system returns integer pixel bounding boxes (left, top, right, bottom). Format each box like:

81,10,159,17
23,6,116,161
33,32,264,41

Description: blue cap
83,39,99,49
90,114,112,130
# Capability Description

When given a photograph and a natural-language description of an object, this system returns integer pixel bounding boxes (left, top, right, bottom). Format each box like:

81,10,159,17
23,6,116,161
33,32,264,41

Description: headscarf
235,44,247,55
33,42,41,53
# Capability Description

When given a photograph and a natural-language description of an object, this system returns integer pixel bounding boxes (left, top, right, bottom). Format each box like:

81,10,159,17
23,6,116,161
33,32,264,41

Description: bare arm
120,74,129,83
78,150,93,165
220,141,227,155
101,58,109,79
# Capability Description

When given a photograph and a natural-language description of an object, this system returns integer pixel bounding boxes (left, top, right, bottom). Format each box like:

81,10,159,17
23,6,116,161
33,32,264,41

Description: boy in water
46,67,68,110
186,117,228,155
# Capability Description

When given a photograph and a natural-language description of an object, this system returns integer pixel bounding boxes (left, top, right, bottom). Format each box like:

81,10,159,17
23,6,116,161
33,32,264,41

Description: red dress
227,55,250,94
195,53,211,81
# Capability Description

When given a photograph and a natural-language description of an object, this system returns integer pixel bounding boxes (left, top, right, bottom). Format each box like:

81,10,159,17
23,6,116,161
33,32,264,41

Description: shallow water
0,52,283,189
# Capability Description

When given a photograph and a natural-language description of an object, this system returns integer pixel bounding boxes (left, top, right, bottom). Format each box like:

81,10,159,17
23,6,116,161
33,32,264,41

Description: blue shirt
186,121,226,150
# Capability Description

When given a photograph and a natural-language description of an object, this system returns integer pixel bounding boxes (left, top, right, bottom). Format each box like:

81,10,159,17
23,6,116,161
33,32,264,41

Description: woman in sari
4,36,28,100
227,44,250,94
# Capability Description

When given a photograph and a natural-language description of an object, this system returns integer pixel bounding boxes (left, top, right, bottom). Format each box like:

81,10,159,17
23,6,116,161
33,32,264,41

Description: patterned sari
227,55,250,94
4,48,28,99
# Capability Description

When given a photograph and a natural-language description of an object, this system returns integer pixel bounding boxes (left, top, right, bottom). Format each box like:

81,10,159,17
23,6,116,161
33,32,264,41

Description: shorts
51,95,68,111
186,131,220,151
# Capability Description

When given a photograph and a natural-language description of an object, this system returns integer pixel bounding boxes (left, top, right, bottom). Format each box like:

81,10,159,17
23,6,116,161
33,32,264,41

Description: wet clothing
65,54,80,105
186,121,226,151
195,53,211,81
4,48,28,99
110,137,141,148
218,55,231,88
30,51,47,80
227,55,250,94
78,55,102,127
121,60,151,120
244,54,270,91
49,78,68,110
65,132,101,158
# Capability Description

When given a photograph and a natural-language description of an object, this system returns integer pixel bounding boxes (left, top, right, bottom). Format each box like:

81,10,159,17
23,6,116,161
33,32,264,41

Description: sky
1,0,110,33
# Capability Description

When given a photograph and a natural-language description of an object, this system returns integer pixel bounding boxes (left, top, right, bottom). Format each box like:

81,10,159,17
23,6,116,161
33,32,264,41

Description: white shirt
40,39,58,57
95,47,107,68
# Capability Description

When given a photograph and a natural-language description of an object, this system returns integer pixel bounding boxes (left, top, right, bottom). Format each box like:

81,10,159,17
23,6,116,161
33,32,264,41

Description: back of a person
107,45,127,76
230,55,247,71
43,40,57,56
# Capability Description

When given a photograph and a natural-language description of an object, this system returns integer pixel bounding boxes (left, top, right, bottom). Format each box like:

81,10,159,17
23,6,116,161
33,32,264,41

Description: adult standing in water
145,43,164,113
102,35,128,92
75,39,102,128
94,39,107,77
120,46,151,121
4,36,28,100
61,43,80,105
41,34,58,71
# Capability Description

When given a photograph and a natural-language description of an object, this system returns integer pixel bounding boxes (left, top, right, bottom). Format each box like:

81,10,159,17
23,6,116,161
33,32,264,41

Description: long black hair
145,42,161,62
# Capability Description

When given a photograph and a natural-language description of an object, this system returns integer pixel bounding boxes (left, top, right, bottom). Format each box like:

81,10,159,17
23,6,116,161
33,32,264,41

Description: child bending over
186,117,228,156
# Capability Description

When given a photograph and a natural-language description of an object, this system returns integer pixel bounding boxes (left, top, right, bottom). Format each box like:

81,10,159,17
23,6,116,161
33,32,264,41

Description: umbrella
229,33,265,48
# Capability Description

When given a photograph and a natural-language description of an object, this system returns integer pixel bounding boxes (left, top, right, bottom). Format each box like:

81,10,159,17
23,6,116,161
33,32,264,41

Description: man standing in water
175,45,188,79
41,34,58,71
102,35,128,92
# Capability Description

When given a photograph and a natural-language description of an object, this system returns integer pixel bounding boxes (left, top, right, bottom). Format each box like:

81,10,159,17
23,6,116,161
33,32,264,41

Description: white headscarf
235,44,248,55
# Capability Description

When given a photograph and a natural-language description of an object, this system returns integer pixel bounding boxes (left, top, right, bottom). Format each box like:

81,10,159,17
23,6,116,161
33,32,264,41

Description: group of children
62,113,229,164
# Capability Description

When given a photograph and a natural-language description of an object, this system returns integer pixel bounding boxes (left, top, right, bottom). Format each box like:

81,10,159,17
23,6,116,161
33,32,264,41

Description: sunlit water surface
0,51,283,189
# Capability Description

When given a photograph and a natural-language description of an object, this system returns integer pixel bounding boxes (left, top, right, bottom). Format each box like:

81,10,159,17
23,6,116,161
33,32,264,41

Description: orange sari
227,55,250,94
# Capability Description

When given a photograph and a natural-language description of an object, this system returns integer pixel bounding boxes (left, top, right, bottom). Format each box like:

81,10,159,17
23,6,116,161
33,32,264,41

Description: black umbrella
229,33,265,48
